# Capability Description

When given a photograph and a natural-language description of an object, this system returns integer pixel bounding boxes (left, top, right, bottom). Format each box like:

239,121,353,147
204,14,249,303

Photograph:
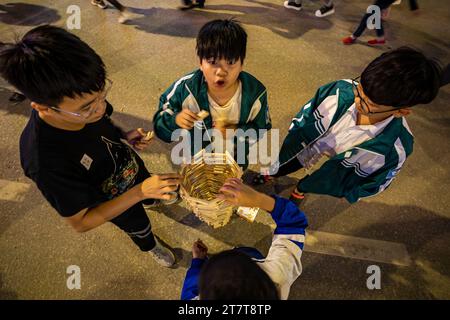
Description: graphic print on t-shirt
100,136,139,199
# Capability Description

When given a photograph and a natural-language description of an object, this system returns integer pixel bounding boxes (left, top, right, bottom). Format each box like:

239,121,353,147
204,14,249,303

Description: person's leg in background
90,0,131,23
284,0,303,11
342,0,395,45
367,14,387,45
110,203,176,267
179,0,205,10
315,0,335,18
106,0,127,11
367,0,397,44
91,0,107,9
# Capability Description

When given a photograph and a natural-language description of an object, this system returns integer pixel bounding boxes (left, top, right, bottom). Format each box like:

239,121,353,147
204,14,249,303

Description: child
153,19,272,169
180,178,308,300
0,25,179,267
253,47,442,206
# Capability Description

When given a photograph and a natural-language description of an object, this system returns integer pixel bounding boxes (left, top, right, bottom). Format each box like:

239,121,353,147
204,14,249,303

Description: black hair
198,250,279,300
196,19,247,64
0,25,105,106
361,46,442,108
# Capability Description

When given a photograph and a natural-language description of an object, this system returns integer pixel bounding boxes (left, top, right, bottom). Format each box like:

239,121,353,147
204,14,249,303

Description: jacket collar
184,69,266,125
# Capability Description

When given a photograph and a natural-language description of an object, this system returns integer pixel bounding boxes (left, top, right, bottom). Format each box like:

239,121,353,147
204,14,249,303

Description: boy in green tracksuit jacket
153,19,271,169
254,47,442,205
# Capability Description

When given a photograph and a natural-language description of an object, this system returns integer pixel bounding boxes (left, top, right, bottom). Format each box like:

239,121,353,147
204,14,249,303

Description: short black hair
361,46,442,108
196,19,247,63
198,250,279,300
0,25,105,106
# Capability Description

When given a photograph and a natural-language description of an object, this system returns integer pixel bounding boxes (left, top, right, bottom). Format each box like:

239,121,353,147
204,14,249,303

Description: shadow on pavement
0,273,18,299
125,1,333,39
0,2,60,26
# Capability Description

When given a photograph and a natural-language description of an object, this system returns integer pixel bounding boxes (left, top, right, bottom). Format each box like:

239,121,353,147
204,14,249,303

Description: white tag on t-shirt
80,154,93,170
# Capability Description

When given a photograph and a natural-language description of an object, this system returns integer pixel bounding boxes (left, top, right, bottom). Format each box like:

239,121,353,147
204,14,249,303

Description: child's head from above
198,250,279,300
0,25,108,125
354,46,442,119
196,19,247,93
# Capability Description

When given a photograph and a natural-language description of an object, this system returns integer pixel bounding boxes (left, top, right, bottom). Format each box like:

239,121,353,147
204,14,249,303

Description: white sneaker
284,1,302,11
91,0,107,9
315,5,335,18
149,238,176,267
118,9,131,24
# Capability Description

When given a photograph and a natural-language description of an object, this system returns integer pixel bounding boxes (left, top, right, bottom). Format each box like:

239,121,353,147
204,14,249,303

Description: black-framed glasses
352,77,398,115
49,78,113,119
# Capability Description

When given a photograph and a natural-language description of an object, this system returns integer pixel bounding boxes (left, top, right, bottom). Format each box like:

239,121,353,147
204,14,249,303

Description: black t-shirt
20,103,149,217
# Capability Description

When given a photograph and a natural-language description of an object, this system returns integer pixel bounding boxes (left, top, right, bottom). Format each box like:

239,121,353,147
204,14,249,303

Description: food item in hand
144,131,154,141
197,110,209,120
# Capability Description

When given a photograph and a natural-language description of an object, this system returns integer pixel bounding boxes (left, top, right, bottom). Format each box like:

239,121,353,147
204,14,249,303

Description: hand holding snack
197,110,209,120
125,128,153,151
175,109,200,129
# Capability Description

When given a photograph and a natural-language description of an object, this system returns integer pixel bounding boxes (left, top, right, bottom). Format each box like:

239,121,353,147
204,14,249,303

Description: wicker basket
179,150,243,228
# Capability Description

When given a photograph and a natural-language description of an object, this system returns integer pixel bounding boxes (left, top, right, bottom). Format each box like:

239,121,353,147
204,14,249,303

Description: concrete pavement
0,0,449,299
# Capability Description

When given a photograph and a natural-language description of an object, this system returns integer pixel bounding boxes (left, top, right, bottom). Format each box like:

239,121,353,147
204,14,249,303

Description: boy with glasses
253,47,442,206
0,25,179,267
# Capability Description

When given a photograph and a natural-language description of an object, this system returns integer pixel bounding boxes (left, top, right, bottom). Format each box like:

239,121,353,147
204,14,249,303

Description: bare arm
64,174,180,232
218,178,275,212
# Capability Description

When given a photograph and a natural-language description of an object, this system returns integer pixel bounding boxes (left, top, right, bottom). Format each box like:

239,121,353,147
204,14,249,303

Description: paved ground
0,0,449,300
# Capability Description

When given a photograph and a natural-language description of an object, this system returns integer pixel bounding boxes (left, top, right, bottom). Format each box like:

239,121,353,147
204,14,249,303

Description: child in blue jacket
180,179,308,300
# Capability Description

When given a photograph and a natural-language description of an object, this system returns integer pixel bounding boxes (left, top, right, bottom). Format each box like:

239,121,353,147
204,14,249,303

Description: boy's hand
218,178,260,207
218,178,275,212
139,173,181,200
175,109,200,129
192,239,208,259
125,128,153,151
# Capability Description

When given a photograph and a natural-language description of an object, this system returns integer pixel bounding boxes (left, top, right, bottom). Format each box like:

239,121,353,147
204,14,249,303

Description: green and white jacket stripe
277,79,414,203
153,69,272,166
